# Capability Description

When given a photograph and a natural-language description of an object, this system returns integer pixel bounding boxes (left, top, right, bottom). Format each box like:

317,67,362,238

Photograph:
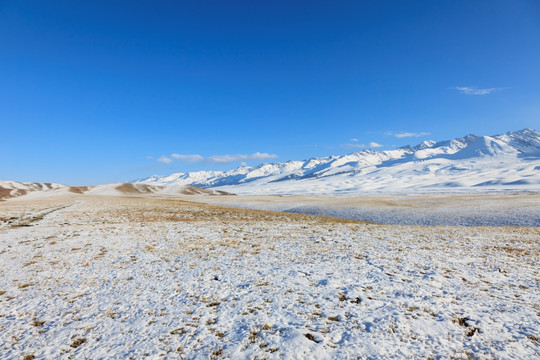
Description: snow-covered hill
0,181,231,201
137,128,540,194
0,181,66,200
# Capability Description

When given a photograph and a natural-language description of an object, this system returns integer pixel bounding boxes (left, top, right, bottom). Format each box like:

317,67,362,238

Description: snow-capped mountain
136,129,540,195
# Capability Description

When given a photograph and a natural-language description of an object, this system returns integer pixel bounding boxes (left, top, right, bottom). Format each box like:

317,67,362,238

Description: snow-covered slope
0,181,67,200
137,128,540,194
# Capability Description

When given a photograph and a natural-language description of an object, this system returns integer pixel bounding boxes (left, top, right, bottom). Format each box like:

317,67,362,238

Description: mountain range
2,128,539,200
137,128,540,195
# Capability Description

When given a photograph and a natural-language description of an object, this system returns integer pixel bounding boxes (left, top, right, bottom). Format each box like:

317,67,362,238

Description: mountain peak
509,128,538,135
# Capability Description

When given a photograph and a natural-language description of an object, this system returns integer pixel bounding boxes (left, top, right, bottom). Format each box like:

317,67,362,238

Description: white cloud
350,138,359,142
157,155,173,164
395,132,431,138
386,131,431,138
454,86,500,95
170,154,205,162
207,152,278,163
342,143,366,149
159,152,278,164
342,142,383,149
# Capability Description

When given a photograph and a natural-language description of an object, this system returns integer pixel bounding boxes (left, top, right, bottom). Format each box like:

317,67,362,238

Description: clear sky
1,1,539,185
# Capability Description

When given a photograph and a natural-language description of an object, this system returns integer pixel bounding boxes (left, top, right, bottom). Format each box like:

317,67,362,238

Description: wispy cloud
170,154,205,162
453,86,500,95
157,155,173,164
342,141,383,150
158,152,278,164
385,131,431,138
394,132,431,138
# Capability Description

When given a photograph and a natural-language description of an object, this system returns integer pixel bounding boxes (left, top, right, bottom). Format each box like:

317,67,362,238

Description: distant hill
0,181,233,201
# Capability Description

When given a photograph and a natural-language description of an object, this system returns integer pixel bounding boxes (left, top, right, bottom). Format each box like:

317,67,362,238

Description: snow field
189,193,540,227
0,197,539,359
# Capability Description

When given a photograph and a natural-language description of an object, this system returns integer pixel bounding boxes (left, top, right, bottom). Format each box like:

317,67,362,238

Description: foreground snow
0,197,539,359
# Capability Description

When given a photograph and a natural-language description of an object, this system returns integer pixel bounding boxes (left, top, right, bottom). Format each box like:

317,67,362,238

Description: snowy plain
1,195,539,359
190,193,540,227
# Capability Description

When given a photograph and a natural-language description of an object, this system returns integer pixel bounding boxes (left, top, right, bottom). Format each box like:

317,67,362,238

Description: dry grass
452,316,481,337
18,196,367,228
452,317,470,327
497,246,535,257
8,205,70,228
135,198,366,225
0,186,13,200
304,333,321,343
31,318,45,327
199,193,540,211
68,186,90,194
115,183,145,194
70,337,86,348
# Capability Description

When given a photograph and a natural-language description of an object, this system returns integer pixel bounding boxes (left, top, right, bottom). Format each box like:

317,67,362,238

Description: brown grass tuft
70,337,86,348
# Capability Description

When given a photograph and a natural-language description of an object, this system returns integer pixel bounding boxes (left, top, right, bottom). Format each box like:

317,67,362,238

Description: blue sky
1,1,539,184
